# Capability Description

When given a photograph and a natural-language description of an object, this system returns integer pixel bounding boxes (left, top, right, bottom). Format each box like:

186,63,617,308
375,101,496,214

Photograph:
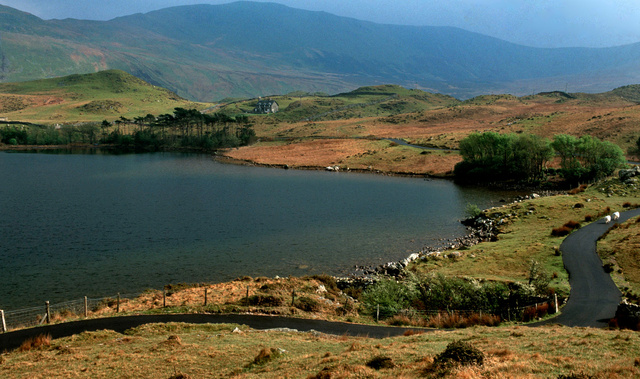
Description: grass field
0,70,211,123
2,323,640,378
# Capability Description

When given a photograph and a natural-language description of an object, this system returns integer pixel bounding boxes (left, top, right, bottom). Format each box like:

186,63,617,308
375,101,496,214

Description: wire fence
1,292,143,332
373,297,559,325
0,288,559,333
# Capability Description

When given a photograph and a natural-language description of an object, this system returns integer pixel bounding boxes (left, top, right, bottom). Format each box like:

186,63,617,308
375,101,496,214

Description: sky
2,0,640,48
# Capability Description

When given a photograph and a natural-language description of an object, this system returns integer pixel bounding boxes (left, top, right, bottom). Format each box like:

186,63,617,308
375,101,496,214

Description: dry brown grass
18,334,51,352
3,324,640,378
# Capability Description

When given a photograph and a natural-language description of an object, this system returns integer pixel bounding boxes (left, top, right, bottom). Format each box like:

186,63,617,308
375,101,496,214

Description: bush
425,312,501,328
295,296,320,312
551,221,580,236
465,203,483,219
366,356,395,370
433,340,484,368
361,279,416,319
243,294,283,307
18,334,51,351
250,347,282,366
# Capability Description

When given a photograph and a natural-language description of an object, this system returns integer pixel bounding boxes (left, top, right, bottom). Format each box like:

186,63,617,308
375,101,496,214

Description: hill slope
1,2,640,101
0,70,207,122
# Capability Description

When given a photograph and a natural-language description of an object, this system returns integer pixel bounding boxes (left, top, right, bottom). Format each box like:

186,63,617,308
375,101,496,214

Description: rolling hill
0,70,209,122
1,2,640,102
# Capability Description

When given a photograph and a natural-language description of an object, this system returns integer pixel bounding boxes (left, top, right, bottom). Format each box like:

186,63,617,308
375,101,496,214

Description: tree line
454,132,627,184
0,108,256,151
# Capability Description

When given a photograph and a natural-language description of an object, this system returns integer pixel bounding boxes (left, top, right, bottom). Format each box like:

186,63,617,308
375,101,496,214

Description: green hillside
0,70,210,122
2,2,640,101
218,85,460,122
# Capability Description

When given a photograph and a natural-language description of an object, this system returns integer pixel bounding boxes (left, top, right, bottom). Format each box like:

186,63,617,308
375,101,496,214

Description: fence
0,292,142,332
373,295,559,324
0,288,559,333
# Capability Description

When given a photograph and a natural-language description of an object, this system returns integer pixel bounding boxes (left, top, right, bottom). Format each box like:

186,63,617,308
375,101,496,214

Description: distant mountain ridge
1,1,640,101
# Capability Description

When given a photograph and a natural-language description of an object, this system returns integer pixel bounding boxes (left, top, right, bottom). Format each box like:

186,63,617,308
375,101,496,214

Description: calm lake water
1,150,514,309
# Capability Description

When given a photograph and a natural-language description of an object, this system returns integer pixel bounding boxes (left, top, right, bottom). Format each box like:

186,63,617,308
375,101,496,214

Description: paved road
3,208,638,351
537,207,640,327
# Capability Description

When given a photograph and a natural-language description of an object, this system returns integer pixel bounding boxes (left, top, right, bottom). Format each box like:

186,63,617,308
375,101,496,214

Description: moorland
2,70,640,378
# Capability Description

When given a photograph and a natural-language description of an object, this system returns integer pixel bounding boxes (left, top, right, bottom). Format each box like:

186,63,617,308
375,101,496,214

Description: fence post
163,289,166,308
247,286,250,305
84,296,88,317
1,309,6,333
204,288,208,306
45,301,51,324
376,304,380,322
116,293,120,313
554,293,559,313
291,290,296,307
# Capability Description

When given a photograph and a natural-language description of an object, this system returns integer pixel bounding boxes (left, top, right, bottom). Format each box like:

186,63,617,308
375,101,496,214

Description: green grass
0,70,213,122
217,84,459,122
409,178,640,297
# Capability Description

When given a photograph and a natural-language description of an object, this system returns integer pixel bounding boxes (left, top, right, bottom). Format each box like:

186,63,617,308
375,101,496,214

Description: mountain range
1,1,640,102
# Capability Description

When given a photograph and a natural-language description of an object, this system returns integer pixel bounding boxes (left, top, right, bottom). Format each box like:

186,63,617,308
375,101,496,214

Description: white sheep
604,215,611,224
612,211,620,221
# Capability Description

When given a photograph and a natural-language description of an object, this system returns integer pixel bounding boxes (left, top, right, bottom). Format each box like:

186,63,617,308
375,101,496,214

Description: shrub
366,356,395,370
250,347,281,367
568,184,588,195
433,340,484,368
584,214,593,222
361,279,416,319
557,372,597,379
295,296,320,312
564,220,581,229
425,312,501,328
522,303,550,322
310,274,339,292
552,220,581,236
18,334,51,351
465,203,483,219
551,226,572,236
243,294,283,307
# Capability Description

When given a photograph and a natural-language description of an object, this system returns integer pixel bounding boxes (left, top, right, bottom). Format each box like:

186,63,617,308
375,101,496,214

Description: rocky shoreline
335,191,564,289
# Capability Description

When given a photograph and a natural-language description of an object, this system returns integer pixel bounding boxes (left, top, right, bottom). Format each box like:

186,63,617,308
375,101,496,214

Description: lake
0,150,514,309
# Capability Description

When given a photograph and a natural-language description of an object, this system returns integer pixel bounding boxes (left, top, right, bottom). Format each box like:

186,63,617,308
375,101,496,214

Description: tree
551,134,626,183
100,120,111,141
456,132,552,183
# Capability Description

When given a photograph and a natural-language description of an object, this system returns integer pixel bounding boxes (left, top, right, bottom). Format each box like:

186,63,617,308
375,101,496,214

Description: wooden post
554,293,559,313
291,290,296,307
204,288,208,306
163,289,166,308
116,293,120,313
246,286,250,305
45,301,51,324
1,309,6,333
376,304,380,322
84,296,88,317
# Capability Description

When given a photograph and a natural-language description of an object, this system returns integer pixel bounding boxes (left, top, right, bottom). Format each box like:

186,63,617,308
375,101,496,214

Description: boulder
619,166,640,181
614,301,640,329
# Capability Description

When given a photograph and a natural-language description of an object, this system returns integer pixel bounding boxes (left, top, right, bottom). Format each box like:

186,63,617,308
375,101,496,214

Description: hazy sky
3,0,640,48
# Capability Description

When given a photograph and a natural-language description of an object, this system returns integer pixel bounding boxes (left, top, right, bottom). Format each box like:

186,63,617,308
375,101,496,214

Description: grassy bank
2,322,639,378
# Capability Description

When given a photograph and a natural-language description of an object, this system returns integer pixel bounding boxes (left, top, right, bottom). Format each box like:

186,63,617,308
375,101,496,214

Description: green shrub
465,203,483,219
366,356,395,370
361,279,416,319
243,294,283,307
295,296,320,312
433,340,484,368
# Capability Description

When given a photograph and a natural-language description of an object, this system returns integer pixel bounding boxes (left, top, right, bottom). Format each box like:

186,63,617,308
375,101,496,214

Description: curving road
538,207,640,327
0,313,421,352
2,208,638,351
